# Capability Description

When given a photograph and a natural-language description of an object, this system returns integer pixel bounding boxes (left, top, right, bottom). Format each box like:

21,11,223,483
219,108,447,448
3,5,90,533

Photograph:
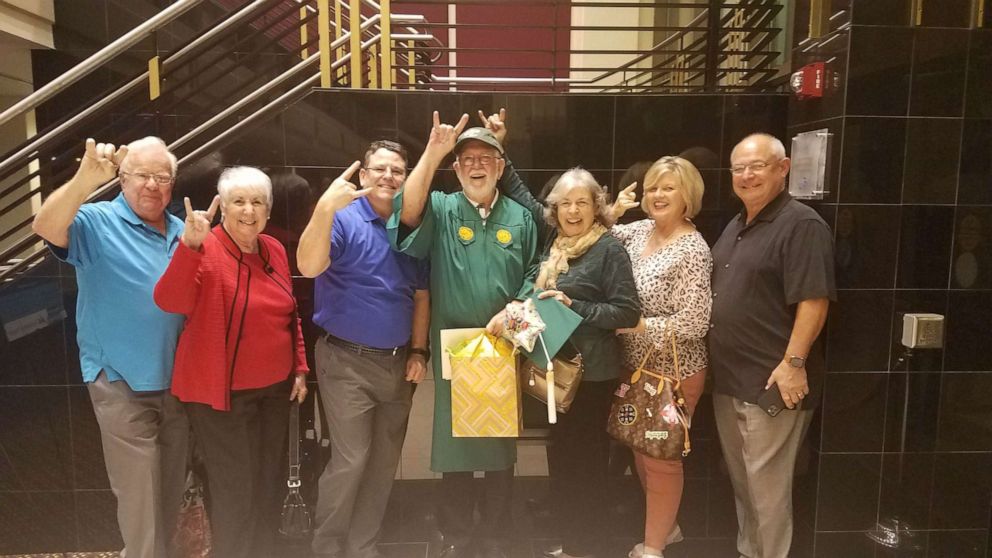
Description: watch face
789,356,806,367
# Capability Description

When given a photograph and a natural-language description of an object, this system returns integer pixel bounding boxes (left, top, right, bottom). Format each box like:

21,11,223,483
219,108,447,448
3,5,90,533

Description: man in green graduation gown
388,112,538,558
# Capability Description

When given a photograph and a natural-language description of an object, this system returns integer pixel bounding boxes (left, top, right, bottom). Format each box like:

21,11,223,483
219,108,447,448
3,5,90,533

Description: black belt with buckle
323,332,404,357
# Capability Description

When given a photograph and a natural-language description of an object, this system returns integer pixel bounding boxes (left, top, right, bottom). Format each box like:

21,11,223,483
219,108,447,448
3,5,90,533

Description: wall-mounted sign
789,129,833,200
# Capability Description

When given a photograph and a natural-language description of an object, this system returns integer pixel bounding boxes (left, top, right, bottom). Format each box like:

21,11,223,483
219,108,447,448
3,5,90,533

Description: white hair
731,133,787,162
123,136,178,175
217,166,273,207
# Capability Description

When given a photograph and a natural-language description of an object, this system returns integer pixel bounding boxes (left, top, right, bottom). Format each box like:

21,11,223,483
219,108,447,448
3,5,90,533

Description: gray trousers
713,393,813,558
88,371,189,558
311,338,413,558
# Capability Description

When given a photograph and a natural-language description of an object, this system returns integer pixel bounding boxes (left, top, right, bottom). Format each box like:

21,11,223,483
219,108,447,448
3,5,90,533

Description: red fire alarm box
790,62,827,99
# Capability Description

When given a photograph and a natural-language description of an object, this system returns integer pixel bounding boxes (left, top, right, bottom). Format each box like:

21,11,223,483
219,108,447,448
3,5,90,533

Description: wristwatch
785,355,807,368
409,347,431,361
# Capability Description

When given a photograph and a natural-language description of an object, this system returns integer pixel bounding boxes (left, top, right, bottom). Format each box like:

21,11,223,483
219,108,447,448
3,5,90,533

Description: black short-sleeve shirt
708,189,836,407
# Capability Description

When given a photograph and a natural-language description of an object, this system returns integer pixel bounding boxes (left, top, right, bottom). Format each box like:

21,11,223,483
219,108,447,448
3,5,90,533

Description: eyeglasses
364,166,407,177
121,171,174,185
729,160,778,176
457,154,501,167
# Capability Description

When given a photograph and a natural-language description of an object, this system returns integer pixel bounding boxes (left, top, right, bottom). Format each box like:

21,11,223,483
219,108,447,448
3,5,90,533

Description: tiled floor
0,477,740,558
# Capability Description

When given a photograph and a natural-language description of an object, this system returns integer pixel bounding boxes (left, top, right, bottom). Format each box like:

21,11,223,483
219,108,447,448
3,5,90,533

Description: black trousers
547,380,616,556
438,468,514,548
185,378,291,558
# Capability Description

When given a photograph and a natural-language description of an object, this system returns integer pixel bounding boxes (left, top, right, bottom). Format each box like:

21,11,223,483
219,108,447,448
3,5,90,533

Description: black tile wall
792,16,992,557
820,373,887,452
833,205,900,289
966,30,992,118
958,119,992,205
952,207,992,289
897,205,955,288
944,291,992,372
878,452,935,530
826,290,895,372
883,372,941,455
910,29,969,117
902,118,962,204
846,26,913,117
816,453,882,531
839,117,907,203
850,0,912,26
930,453,992,530
936,373,992,452
0,491,77,554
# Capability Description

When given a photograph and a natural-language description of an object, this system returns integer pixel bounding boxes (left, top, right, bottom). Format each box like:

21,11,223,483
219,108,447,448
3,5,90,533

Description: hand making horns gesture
611,182,640,221
425,111,469,158
181,195,221,250
79,138,129,190
477,108,507,145
316,161,372,213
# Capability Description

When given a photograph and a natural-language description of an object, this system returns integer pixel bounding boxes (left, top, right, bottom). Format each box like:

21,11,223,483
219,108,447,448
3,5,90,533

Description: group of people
32,106,834,558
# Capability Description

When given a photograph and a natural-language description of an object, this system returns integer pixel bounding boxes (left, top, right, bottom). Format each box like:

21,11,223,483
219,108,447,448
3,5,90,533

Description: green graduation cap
520,290,583,369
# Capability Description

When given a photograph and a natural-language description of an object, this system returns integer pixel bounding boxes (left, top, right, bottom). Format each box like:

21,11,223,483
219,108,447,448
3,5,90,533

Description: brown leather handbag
519,350,583,413
607,333,691,460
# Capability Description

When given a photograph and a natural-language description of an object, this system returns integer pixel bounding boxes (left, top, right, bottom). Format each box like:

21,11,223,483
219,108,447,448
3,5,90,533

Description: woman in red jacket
155,166,308,558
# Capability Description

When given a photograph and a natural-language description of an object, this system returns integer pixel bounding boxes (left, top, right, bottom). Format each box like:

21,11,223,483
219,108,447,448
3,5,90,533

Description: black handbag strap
287,400,301,490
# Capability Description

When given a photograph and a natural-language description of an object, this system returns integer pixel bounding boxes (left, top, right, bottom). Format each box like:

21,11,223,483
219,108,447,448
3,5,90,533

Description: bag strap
287,400,301,490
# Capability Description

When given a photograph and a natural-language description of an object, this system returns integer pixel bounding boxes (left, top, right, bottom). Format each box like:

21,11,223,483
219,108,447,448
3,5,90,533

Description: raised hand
78,138,128,191
315,161,372,213
611,182,639,221
425,111,469,159
477,108,507,145
181,195,220,250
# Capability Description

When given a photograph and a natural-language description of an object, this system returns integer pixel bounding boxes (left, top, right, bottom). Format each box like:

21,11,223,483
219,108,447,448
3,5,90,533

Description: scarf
536,222,607,290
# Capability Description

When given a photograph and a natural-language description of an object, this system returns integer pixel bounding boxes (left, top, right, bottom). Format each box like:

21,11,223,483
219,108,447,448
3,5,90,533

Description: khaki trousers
88,372,189,558
713,393,812,558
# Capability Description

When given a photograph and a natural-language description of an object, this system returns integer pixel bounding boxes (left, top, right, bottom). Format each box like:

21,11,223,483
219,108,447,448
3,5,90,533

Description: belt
323,332,404,357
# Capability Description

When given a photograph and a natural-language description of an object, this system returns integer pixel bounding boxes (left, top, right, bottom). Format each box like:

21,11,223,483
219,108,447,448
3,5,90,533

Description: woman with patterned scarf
493,165,641,558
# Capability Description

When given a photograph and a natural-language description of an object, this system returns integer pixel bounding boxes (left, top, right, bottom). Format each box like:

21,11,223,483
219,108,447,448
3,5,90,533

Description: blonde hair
642,156,705,218
543,167,611,229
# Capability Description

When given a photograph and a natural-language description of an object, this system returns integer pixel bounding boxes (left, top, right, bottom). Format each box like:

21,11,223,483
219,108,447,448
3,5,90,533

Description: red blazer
155,226,308,411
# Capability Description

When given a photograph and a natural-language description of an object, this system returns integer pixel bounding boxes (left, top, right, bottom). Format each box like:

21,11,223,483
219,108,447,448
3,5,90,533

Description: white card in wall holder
789,129,833,200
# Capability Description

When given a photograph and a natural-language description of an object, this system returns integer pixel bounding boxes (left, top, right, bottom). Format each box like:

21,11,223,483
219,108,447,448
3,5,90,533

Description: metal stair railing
0,0,435,283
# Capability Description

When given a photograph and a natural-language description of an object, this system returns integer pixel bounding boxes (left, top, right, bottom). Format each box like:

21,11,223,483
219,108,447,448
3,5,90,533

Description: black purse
279,400,312,539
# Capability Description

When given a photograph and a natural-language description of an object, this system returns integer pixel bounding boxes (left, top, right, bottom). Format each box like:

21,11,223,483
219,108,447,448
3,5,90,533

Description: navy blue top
51,194,186,391
314,196,429,348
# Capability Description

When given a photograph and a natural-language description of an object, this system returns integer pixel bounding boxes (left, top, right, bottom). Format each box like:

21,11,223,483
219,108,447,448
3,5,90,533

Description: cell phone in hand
757,387,798,417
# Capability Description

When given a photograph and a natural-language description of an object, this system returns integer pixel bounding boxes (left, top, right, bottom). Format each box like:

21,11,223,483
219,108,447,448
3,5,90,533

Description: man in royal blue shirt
298,140,430,558
32,137,189,558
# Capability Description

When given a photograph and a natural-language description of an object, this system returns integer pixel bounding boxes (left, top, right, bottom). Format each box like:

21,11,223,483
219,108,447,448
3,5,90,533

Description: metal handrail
0,0,279,180
431,9,710,89
0,0,206,129
0,11,430,283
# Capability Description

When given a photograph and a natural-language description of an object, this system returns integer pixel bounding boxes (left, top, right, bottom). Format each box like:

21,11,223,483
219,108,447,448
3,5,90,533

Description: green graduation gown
388,189,538,472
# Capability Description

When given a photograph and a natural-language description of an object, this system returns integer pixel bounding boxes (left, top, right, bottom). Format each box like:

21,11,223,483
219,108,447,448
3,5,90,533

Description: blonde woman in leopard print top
612,156,713,558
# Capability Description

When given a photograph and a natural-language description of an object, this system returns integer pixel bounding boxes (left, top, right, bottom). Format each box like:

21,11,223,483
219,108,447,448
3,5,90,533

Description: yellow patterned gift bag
448,333,521,437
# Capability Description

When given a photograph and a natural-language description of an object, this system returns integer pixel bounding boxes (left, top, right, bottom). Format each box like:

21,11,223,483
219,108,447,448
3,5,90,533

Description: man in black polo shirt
709,133,835,558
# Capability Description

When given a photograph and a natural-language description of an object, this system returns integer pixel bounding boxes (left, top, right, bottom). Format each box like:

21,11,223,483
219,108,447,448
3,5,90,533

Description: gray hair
217,166,273,207
543,167,611,229
731,132,787,162
122,136,178,175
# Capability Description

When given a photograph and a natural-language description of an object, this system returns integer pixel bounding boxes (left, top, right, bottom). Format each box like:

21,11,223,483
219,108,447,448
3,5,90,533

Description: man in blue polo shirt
298,140,430,558
32,137,189,558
